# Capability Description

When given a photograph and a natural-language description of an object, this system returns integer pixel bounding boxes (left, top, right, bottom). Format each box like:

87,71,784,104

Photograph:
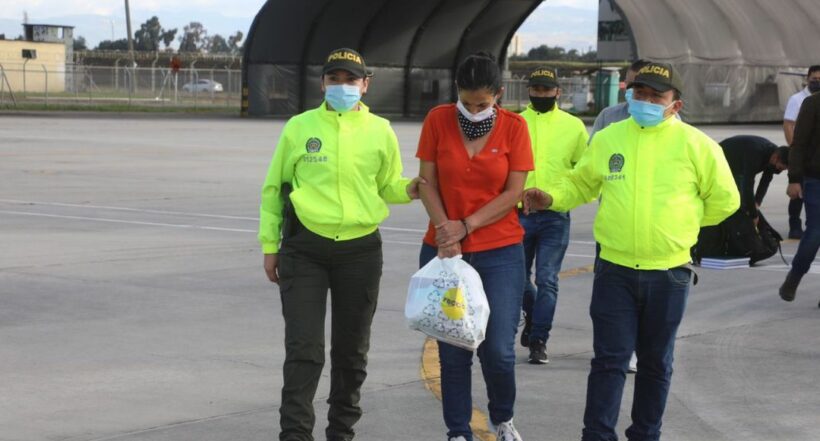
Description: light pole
22,58,29,98
124,0,135,66
124,0,136,93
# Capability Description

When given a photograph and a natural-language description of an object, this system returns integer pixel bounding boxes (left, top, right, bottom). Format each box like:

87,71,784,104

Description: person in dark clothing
782,66,820,238
780,92,820,305
695,136,788,261
719,135,789,221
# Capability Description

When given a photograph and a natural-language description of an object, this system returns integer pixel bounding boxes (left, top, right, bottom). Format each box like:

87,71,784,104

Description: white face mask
456,100,496,123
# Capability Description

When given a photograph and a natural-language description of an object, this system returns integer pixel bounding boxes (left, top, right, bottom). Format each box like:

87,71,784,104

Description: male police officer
590,58,668,374
518,66,588,364
525,62,739,441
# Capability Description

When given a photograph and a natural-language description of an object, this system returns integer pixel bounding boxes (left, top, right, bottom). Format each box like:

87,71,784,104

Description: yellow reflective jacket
258,102,411,254
550,116,739,270
520,103,589,191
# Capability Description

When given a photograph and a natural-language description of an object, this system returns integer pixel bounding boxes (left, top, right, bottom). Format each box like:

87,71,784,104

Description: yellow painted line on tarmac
419,264,594,441
420,338,497,440
559,264,595,279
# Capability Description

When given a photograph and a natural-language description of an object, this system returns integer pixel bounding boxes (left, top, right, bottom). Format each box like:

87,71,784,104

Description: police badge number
609,153,625,173
306,137,322,153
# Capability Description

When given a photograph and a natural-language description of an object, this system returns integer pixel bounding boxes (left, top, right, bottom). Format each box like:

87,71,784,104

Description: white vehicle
182,79,224,93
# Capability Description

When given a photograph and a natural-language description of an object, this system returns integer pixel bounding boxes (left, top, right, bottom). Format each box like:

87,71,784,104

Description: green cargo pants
276,221,383,441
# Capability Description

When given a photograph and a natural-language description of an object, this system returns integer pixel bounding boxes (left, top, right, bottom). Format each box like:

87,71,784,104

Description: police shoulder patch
306,137,322,153
609,153,625,173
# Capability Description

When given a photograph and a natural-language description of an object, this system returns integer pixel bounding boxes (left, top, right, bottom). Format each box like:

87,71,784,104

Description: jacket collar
629,113,680,132
526,102,558,118
319,101,370,121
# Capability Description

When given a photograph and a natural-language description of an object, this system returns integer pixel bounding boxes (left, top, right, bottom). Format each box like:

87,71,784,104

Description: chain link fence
0,63,242,110
0,63,599,115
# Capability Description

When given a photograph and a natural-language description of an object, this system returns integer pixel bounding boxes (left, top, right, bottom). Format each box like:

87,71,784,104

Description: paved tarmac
1,114,818,441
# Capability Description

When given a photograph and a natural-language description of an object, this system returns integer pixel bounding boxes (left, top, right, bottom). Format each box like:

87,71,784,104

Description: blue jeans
519,210,571,344
419,243,525,441
582,259,691,441
792,178,820,275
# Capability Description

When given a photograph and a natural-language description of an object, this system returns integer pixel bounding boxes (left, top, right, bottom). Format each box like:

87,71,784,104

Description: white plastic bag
405,256,489,350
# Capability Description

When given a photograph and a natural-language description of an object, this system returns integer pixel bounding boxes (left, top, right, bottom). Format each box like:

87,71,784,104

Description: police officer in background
524,62,739,441
258,48,422,441
518,66,588,364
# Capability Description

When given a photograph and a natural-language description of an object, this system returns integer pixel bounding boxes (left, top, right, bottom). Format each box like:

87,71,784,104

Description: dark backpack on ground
693,210,782,265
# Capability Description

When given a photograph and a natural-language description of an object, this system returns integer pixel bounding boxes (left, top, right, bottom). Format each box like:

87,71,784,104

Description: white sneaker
628,352,638,374
448,437,468,441
495,419,523,441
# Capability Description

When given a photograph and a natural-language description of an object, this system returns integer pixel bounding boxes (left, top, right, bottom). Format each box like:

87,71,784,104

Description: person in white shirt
783,65,820,239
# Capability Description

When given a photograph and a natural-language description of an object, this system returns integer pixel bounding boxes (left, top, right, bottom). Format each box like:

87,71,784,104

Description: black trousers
277,224,383,441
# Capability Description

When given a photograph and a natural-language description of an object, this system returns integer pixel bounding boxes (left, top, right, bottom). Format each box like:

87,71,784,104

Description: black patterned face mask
457,110,496,141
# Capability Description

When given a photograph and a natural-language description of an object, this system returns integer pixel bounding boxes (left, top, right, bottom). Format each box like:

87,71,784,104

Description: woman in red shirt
417,52,534,441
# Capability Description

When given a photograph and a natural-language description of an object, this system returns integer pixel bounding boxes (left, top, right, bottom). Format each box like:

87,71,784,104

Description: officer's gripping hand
406,176,427,200
522,188,553,214
787,183,803,200
264,253,280,284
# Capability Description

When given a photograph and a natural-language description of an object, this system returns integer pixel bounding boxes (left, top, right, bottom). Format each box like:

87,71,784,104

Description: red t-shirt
416,104,534,253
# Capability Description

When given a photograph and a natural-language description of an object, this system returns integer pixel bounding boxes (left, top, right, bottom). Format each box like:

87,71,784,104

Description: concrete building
0,24,74,95
0,37,67,94
23,24,74,63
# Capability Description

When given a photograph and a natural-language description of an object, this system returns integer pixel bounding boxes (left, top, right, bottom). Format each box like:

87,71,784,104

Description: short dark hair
808,65,820,76
776,146,790,166
629,59,652,72
456,52,502,93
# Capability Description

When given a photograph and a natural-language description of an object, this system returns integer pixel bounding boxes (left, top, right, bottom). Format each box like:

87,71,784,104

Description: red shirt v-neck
416,104,534,253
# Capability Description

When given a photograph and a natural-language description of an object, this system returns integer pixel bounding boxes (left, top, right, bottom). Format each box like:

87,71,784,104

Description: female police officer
258,48,421,441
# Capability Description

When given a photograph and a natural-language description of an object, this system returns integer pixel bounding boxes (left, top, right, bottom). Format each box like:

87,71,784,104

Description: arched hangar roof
614,0,820,66
243,0,542,115
245,0,540,69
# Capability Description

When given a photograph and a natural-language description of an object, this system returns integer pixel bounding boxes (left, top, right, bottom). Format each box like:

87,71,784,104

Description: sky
516,0,598,54
0,0,599,53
